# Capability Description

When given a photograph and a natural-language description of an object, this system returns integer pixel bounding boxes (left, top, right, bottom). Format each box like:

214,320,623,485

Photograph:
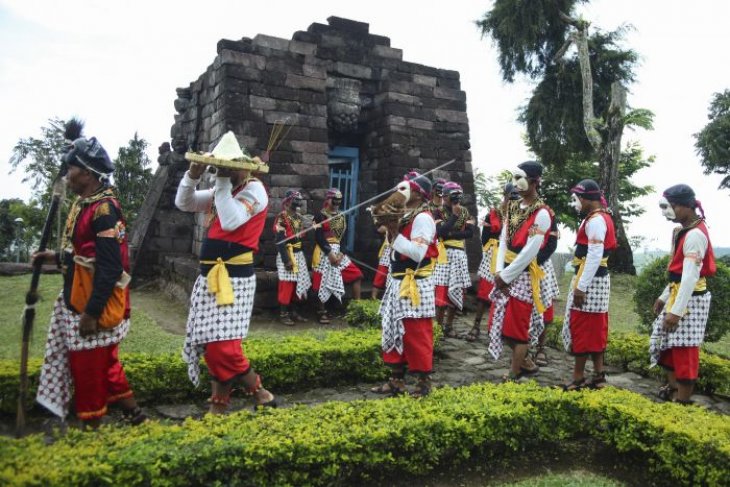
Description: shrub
0,329,389,415
0,383,727,486
633,256,730,342
344,299,382,329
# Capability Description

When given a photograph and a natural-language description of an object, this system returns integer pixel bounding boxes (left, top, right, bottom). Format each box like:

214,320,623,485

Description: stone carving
327,78,362,133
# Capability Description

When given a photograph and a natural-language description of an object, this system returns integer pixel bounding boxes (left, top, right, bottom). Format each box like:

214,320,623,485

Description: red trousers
382,318,434,373
476,278,493,302
373,264,389,290
204,339,251,383
312,261,363,291
501,297,534,344
434,285,463,308
543,305,554,324
278,280,299,306
569,310,608,354
68,343,132,420
659,346,700,382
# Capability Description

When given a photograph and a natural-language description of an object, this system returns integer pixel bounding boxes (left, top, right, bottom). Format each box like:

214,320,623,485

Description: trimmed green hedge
545,323,730,395
0,329,389,414
345,298,382,329
0,383,728,486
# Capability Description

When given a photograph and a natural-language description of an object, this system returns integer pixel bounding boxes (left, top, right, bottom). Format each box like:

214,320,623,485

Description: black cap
62,137,114,178
405,171,432,198
517,160,543,179
663,184,696,208
571,179,602,201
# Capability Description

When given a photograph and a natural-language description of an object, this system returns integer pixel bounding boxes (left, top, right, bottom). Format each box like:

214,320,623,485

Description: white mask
512,168,529,191
659,197,676,220
396,180,412,203
570,193,583,213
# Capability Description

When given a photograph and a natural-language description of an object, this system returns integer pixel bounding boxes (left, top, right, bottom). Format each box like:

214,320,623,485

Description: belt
392,261,435,308
312,237,340,268
199,252,254,305
505,250,546,314
286,241,302,273
666,277,707,316
572,256,609,290
482,238,499,274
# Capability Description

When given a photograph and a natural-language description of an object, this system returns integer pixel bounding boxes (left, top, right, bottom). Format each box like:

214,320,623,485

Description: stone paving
152,313,730,421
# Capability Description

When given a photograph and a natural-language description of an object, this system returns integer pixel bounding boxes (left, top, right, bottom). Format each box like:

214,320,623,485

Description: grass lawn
0,274,182,360
498,471,624,486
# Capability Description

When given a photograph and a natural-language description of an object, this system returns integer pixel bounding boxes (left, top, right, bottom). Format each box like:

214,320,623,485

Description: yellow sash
482,238,499,273
199,252,254,305
392,261,435,308
571,256,609,290
312,237,340,268
443,239,465,249
286,241,302,274
666,277,707,316
505,250,546,314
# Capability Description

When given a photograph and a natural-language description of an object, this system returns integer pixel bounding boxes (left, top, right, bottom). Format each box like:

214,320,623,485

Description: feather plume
63,117,84,142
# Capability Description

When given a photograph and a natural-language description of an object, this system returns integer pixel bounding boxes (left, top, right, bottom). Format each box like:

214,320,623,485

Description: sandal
318,312,331,325
672,398,694,406
533,349,548,367
410,377,432,398
280,312,295,326
442,326,458,338
370,378,406,396
520,356,540,375
254,397,279,410
562,377,589,392
588,371,608,389
657,384,678,401
463,325,481,342
501,371,524,383
121,407,147,426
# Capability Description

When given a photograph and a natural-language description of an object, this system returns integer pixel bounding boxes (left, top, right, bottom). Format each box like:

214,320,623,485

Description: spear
276,158,457,246
15,118,80,437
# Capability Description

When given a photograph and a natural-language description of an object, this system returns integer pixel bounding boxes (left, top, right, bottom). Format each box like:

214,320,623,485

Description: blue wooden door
328,147,359,252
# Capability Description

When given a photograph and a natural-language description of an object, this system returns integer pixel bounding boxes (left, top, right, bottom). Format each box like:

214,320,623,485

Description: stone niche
131,16,478,306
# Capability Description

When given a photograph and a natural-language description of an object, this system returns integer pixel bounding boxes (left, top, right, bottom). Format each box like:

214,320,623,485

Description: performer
34,131,145,428
561,179,616,390
175,132,276,414
433,181,474,337
372,172,439,397
274,190,311,325
371,224,392,300
532,211,560,366
488,161,551,381
311,188,363,324
466,182,519,342
428,177,447,214
650,184,715,404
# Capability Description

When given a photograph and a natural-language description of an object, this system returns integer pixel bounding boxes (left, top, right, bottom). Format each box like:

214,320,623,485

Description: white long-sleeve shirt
658,228,708,316
175,171,268,230
499,207,550,284
576,215,608,292
391,212,436,263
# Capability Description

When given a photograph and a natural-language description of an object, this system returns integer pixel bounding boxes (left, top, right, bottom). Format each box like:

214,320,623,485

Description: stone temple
130,16,478,305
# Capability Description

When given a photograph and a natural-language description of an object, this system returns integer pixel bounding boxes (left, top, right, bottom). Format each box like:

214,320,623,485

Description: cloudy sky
1,0,728,251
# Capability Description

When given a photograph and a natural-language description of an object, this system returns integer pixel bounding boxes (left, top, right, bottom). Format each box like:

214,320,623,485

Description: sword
276,158,457,246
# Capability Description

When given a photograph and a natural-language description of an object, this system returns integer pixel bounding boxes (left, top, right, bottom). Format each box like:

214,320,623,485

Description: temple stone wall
132,17,478,304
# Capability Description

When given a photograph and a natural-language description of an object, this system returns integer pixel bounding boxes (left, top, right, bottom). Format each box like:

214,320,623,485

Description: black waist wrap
199,238,255,278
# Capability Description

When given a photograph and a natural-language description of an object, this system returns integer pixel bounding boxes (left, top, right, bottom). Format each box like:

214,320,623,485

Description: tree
0,199,45,261
478,0,655,274
473,169,512,212
694,89,730,189
113,133,153,229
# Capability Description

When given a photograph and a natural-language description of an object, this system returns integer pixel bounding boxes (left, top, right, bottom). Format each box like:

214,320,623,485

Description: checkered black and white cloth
487,272,544,360
649,292,711,366
561,274,610,351
276,251,311,300
539,259,560,308
433,247,471,309
183,274,256,386
315,243,352,303
379,244,392,268
380,275,436,354
477,246,496,282
36,294,130,418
